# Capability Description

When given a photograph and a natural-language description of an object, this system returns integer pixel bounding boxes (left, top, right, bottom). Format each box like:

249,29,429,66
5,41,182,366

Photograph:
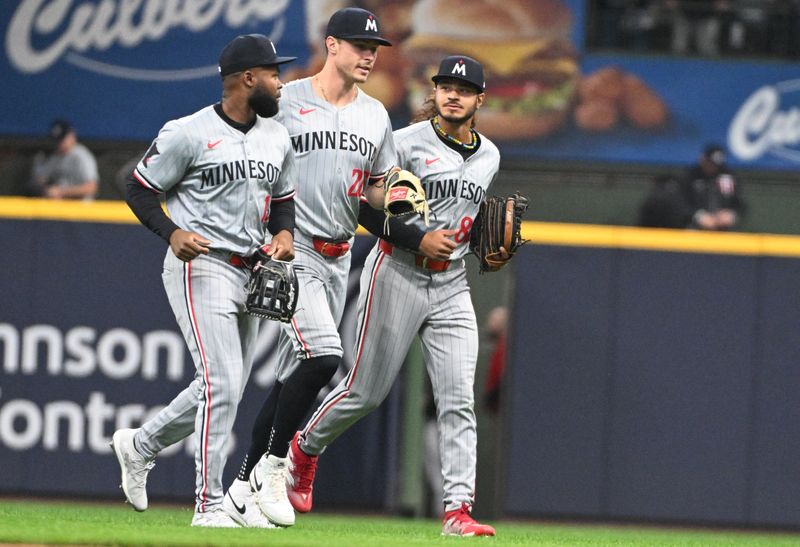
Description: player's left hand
268,230,295,261
496,246,510,261
419,229,458,260
364,183,385,210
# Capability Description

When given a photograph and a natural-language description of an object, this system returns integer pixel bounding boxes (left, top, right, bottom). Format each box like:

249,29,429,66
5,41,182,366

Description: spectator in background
639,173,691,229
693,0,728,56
681,144,745,231
662,0,692,54
594,0,632,49
619,0,659,51
483,306,508,414
767,0,800,56
28,120,98,200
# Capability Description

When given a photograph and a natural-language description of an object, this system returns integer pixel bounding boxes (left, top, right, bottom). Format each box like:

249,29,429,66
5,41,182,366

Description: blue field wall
0,218,398,509
749,257,800,526
505,245,800,526
3,216,800,526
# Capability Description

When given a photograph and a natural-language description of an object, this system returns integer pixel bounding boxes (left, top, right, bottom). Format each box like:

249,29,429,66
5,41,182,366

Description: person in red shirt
483,306,508,414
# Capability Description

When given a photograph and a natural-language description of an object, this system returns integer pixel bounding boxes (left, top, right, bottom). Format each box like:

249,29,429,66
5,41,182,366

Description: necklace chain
314,75,329,103
315,74,356,105
433,116,477,150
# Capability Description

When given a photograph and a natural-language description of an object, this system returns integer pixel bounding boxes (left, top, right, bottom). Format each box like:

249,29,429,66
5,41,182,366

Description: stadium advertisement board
2,1,800,170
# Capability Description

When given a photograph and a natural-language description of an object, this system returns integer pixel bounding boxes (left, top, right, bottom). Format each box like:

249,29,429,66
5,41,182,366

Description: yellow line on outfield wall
0,197,138,224
519,222,800,257
2,197,800,258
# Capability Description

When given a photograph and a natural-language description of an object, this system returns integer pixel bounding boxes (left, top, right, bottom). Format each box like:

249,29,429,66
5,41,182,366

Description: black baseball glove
469,192,529,273
245,257,299,322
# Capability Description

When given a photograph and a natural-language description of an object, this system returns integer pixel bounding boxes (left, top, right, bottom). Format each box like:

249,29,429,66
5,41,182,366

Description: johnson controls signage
0,320,283,460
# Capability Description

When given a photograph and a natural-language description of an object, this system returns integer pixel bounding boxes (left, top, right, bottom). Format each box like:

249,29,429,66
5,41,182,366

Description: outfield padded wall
504,225,800,526
0,199,399,509
2,199,800,525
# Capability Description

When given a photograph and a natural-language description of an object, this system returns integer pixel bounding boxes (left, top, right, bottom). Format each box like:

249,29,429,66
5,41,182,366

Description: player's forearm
125,175,180,243
267,198,295,236
357,201,425,251
363,183,385,210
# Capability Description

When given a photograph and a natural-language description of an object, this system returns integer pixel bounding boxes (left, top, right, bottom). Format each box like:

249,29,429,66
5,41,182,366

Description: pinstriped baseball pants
135,251,261,512
274,236,351,382
301,244,479,511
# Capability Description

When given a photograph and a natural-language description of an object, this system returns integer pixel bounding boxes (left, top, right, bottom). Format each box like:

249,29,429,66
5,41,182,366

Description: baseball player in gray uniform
226,7,396,527
287,56,499,537
110,34,297,528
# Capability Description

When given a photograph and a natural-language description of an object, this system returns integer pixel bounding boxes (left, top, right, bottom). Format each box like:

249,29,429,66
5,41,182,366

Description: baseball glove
469,192,529,273
244,258,299,322
383,169,430,226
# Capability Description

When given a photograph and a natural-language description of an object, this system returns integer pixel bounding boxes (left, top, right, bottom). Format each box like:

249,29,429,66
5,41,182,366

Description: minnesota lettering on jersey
423,178,486,204
291,131,377,161
200,160,281,189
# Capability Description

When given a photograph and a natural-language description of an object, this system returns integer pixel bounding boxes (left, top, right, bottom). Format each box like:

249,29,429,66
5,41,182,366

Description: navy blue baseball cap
218,34,296,77
326,7,392,46
49,119,73,142
432,55,485,92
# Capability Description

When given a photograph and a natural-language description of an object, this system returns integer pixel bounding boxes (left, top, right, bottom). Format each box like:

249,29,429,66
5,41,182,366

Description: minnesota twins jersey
300,119,501,511
275,78,396,240
133,105,296,255
393,121,500,260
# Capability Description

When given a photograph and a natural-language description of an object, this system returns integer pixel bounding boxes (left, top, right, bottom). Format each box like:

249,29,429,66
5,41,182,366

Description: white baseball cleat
190,507,241,528
223,479,277,529
110,428,154,512
249,454,296,526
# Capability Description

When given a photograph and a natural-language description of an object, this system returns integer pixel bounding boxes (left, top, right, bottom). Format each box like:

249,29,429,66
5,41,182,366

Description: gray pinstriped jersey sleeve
134,119,194,193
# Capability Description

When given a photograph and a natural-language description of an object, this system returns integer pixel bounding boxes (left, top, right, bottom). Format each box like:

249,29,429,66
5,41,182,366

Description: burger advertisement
288,0,670,142
290,0,798,169
403,0,582,141
4,0,799,169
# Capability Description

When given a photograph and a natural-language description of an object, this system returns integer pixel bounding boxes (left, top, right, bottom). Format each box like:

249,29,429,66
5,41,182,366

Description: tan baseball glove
383,169,430,226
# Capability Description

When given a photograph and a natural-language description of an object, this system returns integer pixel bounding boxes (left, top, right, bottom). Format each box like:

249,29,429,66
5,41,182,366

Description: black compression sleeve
125,174,180,244
267,198,295,236
358,201,425,252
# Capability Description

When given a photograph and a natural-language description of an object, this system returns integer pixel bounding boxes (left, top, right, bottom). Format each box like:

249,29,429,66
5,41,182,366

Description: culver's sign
729,79,800,163
5,0,290,81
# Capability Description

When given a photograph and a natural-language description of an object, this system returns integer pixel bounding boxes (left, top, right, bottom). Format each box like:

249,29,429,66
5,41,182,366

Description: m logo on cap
365,15,378,32
451,60,466,77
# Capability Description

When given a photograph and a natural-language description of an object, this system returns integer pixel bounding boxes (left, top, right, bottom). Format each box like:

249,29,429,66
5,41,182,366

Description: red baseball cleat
286,432,318,513
442,503,496,537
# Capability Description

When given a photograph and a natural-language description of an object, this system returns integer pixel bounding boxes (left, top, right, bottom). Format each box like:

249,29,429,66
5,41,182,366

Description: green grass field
1,499,799,546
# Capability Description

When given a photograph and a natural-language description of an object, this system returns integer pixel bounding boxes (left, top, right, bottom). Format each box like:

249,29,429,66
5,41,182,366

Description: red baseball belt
378,239,451,272
313,237,350,258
